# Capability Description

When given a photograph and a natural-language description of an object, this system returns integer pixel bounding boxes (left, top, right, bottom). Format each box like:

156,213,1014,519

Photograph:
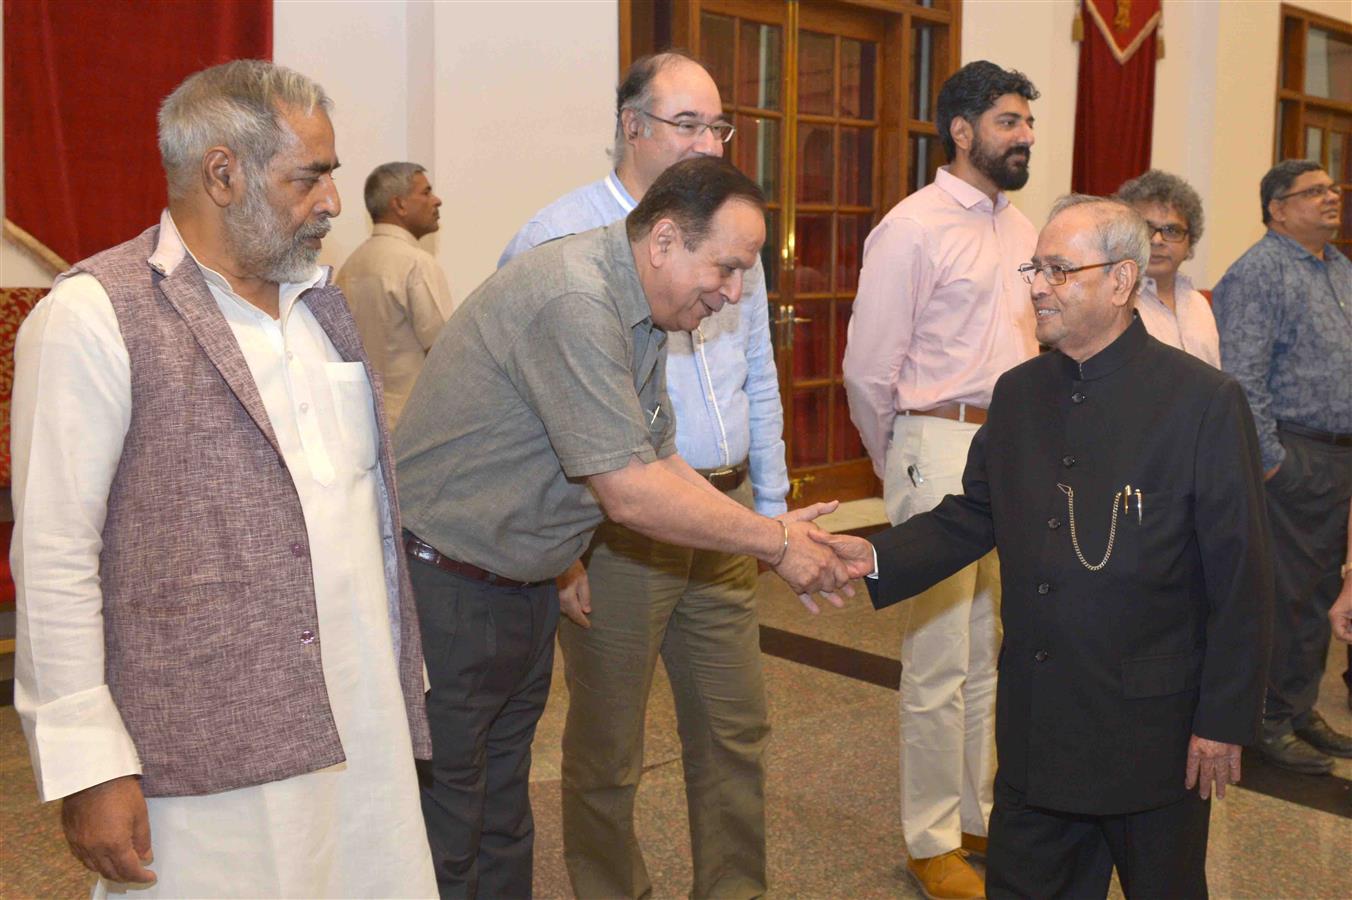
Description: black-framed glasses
1145,221,1190,243
641,110,736,143
1018,260,1125,286
1275,183,1342,202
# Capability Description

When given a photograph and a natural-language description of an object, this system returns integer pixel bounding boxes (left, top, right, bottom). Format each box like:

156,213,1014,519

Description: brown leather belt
403,532,546,588
695,459,749,492
905,402,987,425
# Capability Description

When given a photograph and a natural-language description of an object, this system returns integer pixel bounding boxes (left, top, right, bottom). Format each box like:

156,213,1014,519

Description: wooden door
627,0,962,504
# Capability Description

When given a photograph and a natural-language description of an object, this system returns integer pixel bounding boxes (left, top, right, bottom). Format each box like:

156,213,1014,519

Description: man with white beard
10,60,436,897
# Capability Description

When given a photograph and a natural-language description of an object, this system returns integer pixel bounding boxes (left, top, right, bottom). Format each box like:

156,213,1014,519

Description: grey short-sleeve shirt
394,220,675,582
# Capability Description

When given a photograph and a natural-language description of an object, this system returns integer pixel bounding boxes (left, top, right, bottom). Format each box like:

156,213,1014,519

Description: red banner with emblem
3,0,271,268
1071,0,1161,196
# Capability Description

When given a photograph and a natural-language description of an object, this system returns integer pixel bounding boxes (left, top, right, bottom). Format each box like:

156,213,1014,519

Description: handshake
767,501,877,614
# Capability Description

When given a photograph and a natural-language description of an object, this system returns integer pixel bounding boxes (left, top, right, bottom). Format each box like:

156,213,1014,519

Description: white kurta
11,214,436,898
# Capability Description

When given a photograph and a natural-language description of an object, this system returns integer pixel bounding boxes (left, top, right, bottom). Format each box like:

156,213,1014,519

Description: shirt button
1047,517,1061,530
286,350,295,361
291,542,306,557
299,402,310,414
1034,649,1049,662
1037,582,1051,594
1062,455,1076,467
300,629,316,645
1071,392,1086,404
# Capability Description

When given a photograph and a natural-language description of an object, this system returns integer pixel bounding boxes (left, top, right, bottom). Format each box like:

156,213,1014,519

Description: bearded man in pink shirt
843,60,1040,900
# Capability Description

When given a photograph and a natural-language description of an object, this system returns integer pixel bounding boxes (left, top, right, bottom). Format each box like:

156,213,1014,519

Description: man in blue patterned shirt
500,52,790,898
1213,159,1352,775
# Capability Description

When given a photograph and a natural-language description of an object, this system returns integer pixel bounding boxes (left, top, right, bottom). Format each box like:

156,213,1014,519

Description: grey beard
224,183,330,284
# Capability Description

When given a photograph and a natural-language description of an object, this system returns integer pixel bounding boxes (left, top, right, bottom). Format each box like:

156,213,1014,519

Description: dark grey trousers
986,775,1210,899
1261,427,1352,736
409,558,560,900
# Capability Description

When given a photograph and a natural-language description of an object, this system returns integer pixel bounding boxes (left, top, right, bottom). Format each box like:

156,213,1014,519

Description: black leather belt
696,459,749,492
403,532,546,588
1279,421,1352,447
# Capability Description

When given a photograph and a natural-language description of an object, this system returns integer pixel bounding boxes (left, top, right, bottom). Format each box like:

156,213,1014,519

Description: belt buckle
706,466,735,479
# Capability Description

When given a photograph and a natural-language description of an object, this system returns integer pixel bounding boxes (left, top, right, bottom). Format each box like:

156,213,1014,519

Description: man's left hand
556,560,591,629
1184,734,1241,799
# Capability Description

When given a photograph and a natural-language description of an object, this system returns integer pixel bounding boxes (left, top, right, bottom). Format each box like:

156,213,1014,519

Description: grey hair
1048,194,1151,298
364,162,427,219
610,50,707,163
1260,159,1323,224
1115,169,1205,256
158,59,332,199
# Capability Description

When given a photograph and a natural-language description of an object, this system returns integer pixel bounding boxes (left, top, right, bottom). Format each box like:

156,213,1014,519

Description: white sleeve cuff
21,684,142,802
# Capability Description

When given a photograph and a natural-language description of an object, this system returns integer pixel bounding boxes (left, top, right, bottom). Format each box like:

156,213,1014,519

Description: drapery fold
1071,0,1160,196
4,0,271,266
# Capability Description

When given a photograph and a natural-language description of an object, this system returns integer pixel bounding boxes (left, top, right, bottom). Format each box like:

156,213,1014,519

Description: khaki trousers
559,479,768,899
884,414,1002,860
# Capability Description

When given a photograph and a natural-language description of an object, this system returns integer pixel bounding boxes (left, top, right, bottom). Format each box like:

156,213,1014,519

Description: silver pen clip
649,404,661,427
1135,489,1143,524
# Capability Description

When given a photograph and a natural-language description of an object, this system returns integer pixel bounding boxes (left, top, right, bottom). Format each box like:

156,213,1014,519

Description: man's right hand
771,519,854,613
61,775,155,885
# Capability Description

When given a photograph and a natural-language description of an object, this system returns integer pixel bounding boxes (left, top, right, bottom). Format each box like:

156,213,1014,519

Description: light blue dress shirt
500,171,790,515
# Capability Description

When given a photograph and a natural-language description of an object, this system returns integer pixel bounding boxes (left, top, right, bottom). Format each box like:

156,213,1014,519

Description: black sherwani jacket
869,318,1273,815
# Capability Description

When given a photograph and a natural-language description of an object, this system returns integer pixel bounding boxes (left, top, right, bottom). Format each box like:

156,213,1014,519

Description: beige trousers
559,480,768,899
884,414,1001,860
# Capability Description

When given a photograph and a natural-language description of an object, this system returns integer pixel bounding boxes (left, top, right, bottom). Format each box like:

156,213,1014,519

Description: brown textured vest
73,226,431,797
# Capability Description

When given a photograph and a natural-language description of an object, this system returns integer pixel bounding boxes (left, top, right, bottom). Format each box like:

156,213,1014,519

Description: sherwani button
1072,392,1086,404
1062,455,1076,467
1037,582,1051,594
1047,517,1061,529
1035,650,1049,662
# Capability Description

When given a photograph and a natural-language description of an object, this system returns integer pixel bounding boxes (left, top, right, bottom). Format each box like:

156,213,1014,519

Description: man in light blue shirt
500,51,789,899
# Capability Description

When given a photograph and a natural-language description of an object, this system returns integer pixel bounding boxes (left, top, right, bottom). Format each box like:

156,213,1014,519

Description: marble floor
3,568,1350,899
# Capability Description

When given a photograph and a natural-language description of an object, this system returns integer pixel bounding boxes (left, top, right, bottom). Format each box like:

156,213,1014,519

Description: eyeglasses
641,110,736,144
1275,183,1342,202
1145,221,1190,243
1018,260,1125,286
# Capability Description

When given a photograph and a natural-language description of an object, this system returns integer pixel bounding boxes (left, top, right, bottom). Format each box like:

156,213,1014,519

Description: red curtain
4,0,271,267
1071,0,1160,196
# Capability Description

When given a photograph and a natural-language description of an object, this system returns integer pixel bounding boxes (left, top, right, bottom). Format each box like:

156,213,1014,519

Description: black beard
972,138,1031,191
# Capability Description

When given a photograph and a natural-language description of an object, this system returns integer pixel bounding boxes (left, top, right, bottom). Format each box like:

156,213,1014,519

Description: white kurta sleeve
11,272,142,801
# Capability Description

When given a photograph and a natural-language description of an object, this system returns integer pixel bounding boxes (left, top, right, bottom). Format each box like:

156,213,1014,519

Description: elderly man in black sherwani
844,195,1273,899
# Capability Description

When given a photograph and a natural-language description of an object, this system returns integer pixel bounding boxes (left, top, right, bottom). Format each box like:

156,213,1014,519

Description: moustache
1004,146,1031,164
297,218,332,241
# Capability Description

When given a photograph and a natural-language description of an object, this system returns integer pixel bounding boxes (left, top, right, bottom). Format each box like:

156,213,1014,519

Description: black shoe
1255,732,1334,775
1293,711,1352,758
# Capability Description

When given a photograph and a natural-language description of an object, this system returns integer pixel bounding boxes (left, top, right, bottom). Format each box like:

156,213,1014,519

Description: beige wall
963,0,1351,288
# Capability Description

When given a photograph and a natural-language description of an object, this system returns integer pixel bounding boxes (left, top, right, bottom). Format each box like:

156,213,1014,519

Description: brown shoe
961,832,988,857
907,849,985,900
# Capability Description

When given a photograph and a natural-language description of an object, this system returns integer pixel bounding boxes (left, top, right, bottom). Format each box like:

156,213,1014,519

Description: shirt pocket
325,361,379,471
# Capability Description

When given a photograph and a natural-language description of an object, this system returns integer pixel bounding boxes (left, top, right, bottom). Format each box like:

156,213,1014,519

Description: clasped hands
773,501,877,613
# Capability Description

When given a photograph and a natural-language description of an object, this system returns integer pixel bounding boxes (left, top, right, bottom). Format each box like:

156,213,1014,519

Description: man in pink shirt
843,61,1039,900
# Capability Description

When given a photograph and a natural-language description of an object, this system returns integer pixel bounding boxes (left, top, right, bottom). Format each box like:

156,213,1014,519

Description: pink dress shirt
1135,273,1221,368
843,167,1038,475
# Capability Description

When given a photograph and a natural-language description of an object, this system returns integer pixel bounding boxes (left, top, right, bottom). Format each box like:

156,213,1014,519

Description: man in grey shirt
395,157,873,898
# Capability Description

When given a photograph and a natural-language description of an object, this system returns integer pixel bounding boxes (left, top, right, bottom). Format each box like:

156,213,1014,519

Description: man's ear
1112,260,1139,308
202,146,239,208
648,218,680,268
950,117,974,155
1266,197,1284,226
621,108,643,143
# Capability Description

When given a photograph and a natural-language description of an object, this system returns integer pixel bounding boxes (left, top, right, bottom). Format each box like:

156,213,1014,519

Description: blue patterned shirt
499,172,790,515
1212,230,1352,470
